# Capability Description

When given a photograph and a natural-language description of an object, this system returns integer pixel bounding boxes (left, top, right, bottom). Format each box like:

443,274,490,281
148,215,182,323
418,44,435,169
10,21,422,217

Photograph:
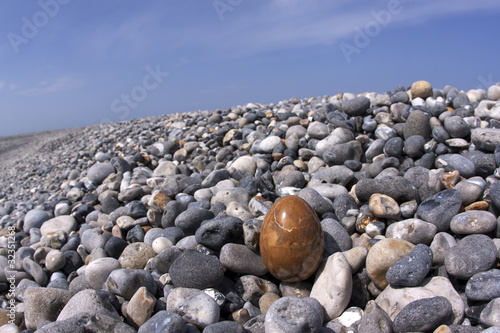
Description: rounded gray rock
393,296,453,332
85,257,121,289
87,162,115,185
23,209,51,232
465,269,500,302
265,296,323,333
415,189,462,232
220,243,267,276
138,311,186,333
169,249,224,289
386,244,433,287
105,268,156,300
450,210,497,235
445,234,498,279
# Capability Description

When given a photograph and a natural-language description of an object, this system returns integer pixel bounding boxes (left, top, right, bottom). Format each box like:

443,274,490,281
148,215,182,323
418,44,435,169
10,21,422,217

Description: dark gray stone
195,216,244,251
23,209,51,232
386,244,433,287
203,321,245,333
435,154,476,178
37,312,136,333
466,269,500,302
404,110,431,141
415,189,462,232
355,177,419,203
444,115,470,138
265,296,323,332
383,137,404,157
138,310,186,333
489,181,500,210
393,296,453,332
175,207,214,235
87,162,115,185
404,135,425,158
333,193,358,221
169,249,224,289
105,268,156,300
342,96,371,117
298,188,334,216
445,234,498,280
321,218,352,257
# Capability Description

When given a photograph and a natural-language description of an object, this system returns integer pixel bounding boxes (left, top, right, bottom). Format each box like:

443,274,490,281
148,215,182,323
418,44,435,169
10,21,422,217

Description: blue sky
1,0,500,136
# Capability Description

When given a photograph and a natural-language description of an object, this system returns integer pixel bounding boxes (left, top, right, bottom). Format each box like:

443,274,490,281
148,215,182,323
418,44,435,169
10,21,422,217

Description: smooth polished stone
260,196,324,282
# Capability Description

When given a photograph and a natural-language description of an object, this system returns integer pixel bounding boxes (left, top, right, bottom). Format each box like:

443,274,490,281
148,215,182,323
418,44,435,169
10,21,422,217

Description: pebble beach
1,80,500,332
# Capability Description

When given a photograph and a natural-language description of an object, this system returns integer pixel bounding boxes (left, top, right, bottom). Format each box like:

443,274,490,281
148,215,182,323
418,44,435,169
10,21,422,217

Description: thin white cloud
17,77,85,96
0,81,5,91
171,0,500,57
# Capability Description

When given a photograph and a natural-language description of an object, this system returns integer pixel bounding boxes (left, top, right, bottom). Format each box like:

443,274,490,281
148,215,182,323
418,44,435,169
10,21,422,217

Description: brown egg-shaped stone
259,196,324,282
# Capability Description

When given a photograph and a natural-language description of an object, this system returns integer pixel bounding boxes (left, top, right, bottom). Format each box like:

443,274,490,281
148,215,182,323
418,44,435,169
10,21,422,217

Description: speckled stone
445,234,498,280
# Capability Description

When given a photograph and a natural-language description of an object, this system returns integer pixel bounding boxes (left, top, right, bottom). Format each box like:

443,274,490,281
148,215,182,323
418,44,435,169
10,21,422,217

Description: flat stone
126,286,156,328
37,313,136,333
355,177,418,203
471,128,500,152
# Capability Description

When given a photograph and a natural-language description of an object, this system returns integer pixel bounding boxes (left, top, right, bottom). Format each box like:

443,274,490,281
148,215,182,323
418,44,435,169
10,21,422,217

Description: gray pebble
386,244,433,287
321,218,352,256
105,268,156,300
23,287,72,331
393,296,453,332
57,289,120,321
265,296,324,333
450,210,497,235
415,189,462,232
465,269,500,302
87,162,115,185
445,234,498,279
220,243,267,276
23,209,51,232
169,249,224,289
138,310,186,333
195,216,244,251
